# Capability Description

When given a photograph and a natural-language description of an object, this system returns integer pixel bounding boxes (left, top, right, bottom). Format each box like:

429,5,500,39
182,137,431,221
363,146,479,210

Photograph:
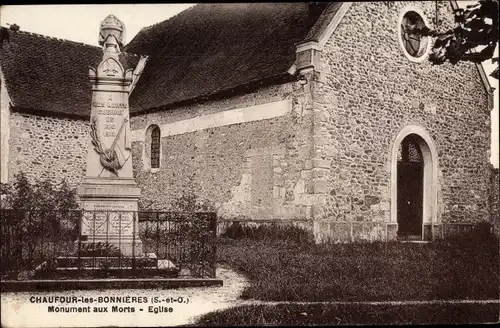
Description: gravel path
1,266,249,327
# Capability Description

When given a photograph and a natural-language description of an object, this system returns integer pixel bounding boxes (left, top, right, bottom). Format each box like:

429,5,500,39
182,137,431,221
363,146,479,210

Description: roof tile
0,29,139,118
0,3,329,117
125,3,328,113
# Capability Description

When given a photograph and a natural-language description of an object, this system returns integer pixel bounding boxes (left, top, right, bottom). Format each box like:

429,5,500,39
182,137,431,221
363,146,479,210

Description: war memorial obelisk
77,15,143,256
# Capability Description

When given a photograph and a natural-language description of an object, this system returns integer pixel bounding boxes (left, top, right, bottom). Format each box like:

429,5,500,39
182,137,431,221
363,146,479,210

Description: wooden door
397,162,423,237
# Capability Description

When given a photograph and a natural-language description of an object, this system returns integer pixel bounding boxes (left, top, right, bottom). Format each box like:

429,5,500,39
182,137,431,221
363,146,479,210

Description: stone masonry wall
491,167,500,236
8,112,89,187
1,72,10,183
311,1,491,240
131,82,317,221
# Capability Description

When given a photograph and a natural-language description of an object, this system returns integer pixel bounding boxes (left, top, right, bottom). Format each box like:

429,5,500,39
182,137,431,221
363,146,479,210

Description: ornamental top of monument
99,14,125,50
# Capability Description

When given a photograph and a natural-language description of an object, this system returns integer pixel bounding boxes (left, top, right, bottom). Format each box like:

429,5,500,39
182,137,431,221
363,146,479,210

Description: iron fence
0,209,217,280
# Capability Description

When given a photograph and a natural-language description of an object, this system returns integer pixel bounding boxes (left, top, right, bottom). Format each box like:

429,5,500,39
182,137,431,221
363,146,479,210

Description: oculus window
397,8,431,63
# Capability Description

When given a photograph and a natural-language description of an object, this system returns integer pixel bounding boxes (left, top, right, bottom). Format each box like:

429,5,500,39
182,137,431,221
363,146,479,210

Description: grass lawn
216,234,499,302
193,302,499,326
191,226,499,325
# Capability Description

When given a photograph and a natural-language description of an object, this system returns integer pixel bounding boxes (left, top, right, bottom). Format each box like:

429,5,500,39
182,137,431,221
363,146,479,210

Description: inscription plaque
81,202,137,236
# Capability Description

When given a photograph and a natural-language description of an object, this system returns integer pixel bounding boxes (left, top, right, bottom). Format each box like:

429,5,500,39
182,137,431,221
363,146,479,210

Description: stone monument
77,14,142,256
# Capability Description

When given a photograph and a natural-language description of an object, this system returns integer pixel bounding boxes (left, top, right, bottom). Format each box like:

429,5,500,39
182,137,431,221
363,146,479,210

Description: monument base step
55,256,165,269
34,267,179,279
76,239,144,257
55,256,176,268
30,255,179,279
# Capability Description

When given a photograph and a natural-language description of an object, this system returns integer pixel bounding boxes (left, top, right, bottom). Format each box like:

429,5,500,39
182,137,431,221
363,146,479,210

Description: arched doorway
397,134,424,238
390,126,438,241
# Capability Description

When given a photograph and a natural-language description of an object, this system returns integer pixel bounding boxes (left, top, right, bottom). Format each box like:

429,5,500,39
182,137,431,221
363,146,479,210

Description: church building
0,2,496,242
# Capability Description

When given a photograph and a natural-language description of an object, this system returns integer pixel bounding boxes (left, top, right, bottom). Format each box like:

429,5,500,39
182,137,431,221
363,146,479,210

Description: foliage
0,172,80,242
0,172,80,275
221,222,315,246
166,191,216,276
412,0,498,77
36,258,58,273
440,221,497,246
75,242,122,257
98,259,114,274
0,171,79,211
138,191,217,277
169,190,215,212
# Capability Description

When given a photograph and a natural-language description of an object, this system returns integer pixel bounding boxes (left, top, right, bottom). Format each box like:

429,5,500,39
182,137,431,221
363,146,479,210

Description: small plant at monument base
98,259,114,277
76,242,122,258
33,258,59,279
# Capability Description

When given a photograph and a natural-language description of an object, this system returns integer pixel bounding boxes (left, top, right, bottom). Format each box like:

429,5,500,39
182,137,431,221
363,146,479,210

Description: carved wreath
90,117,123,176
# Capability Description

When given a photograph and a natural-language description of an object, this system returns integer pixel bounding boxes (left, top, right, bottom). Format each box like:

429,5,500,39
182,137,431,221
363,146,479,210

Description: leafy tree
411,0,498,78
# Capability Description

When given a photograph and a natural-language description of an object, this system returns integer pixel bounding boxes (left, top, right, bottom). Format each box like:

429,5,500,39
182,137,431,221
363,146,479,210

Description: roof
124,3,328,114
302,2,343,44
1,3,493,118
0,28,140,118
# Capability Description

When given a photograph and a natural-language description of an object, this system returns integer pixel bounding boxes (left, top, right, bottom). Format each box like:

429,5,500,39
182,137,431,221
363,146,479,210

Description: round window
397,8,431,62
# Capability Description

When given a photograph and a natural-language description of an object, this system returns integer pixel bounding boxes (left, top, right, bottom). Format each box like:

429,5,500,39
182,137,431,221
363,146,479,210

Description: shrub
439,221,498,247
0,172,80,238
1,172,81,274
221,222,315,245
75,242,122,257
170,190,215,212
139,191,217,276
0,171,79,211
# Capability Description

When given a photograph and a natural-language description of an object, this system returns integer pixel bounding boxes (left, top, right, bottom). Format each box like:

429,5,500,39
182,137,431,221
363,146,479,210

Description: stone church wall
7,112,89,187
130,82,317,221
491,167,500,236
311,1,491,241
1,73,10,183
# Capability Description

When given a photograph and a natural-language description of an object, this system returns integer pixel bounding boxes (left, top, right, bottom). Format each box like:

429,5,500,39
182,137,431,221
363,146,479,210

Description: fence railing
0,209,217,280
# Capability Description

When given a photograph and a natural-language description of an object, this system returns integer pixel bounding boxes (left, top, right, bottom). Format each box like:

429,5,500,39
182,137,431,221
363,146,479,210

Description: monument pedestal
77,177,143,256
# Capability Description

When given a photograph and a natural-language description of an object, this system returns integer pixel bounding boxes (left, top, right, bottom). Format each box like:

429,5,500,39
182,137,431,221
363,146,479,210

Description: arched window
151,126,160,168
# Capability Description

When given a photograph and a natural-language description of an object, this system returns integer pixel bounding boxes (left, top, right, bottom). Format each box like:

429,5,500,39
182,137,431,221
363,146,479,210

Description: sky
0,3,498,167
0,4,195,47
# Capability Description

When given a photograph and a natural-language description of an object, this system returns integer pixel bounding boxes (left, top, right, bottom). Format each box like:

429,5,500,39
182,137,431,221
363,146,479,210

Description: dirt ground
1,266,249,327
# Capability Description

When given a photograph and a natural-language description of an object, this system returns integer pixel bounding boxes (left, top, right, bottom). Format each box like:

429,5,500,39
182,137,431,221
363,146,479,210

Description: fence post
40,210,45,266
92,211,96,269
106,211,110,265
77,210,82,275
17,212,23,274
132,211,136,274
212,213,217,278
350,220,354,243
28,210,33,272
51,210,57,270
118,211,122,273
156,213,160,260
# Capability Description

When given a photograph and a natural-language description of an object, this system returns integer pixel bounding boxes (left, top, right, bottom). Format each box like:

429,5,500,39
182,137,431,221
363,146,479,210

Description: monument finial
98,14,125,52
